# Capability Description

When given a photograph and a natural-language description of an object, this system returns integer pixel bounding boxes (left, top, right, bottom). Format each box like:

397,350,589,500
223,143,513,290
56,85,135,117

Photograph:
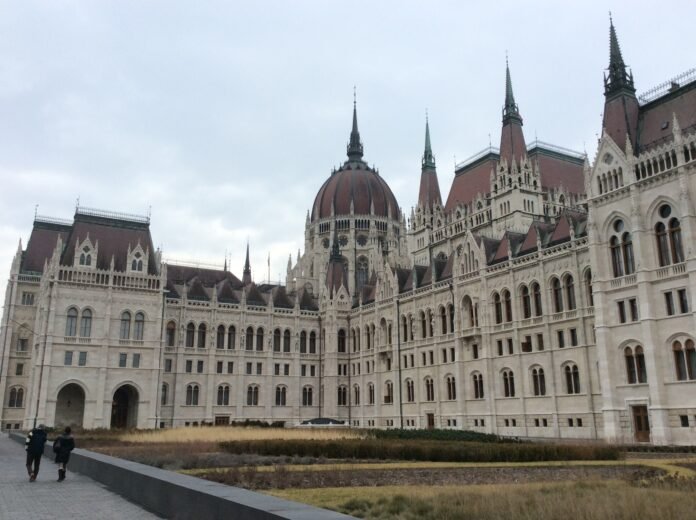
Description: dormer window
132,252,143,272
79,247,92,266
127,245,148,274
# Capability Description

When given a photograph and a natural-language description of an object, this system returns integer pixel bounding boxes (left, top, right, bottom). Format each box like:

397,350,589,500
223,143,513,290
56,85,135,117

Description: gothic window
673,339,696,381
79,246,92,267
353,385,360,405
564,275,576,311
420,311,427,339
439,307,446,334
356,256,369,293
283,329,291,352
493,293,503,324
503,290,512,322
246,385,259,406
161,383,168,406
337,385,348,406
472,373,484,399
227,326,236,349
131,252,143,272
256,327,264,351
624,345,647,384
406,379,415,402
8,387,24,407
186,323,195,348
609,219,628,277
384,381,394,404
65,307,78,337
134,312,145,340
521,285,531,319
166,321,176,347
309,331,316,353
502,369,515,397
446,376,456,400
655,204,684,266
186,384,200,405
197,323,207,348
273,328,281,352
564,364,581,394
302,386,313,406
217,325,226,349
275,386,287,406
622,232,635,274
300,331,307,353
551,278,563,313
448,304,455,333
120,311,131,340
337,329,346,353
401,316,408,342
217,384,230,406
424,377,434,401
368,383,375,405
79,309,92,338
532,367,546,396
584,270,594,307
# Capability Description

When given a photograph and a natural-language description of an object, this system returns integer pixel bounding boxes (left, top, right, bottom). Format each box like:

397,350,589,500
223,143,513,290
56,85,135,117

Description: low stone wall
9,432,353,520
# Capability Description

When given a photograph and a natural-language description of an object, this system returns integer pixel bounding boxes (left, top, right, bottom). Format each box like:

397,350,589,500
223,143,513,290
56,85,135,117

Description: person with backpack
54,426,75,482
24,424,48,482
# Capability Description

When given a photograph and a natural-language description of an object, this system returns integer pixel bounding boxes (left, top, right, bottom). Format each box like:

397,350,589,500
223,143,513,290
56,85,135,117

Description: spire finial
605,15,635,96
422,112,436,169
502,57,522,124
347,87,364,161
329,226,342,262
242,240,252,285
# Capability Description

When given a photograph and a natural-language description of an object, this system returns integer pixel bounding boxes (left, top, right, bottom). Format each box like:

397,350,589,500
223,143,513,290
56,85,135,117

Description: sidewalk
0,433,161,519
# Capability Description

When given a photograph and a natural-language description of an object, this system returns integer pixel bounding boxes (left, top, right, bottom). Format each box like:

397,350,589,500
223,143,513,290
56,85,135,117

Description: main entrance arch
110,384,139,429
55,383,85,428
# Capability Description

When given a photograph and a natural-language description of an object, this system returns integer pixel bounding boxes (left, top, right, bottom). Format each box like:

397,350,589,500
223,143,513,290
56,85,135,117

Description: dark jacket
25,428,48,456
54,433,75,464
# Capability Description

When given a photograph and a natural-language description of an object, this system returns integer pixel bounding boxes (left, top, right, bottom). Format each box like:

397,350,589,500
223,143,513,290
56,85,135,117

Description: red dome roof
311,163,400,222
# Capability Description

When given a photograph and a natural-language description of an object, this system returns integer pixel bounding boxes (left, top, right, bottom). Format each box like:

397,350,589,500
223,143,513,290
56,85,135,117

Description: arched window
446,376,456,400
256,327,264,351
273,328,281,352
532,367,546,396
503,290,512,322
161,383,168,406
227,326,236,349
564,275,576,311
502,370,515,397
246,385,259,406
283,329,291,352
120,311,131,340
384,381,394,404
134,312,145,340
669,218,684,264
217,325,226,349
425,378,434,401
622,232,635,274
472,373,484,399
186,323,195,348
655,204,684,266
353,384,360,405
166,321,176,347
356,256,369,293
551,278,563,313
532,283,542,316
132,252,143,271
337,385,348,406
625,346,648,384
275,386,287,406
309,331,317,353
186,384,200,405
584,270,593,307
521,285,531,319
368,383,375,405
79,309,92,338
300,331,307,353
448,304,455,333
302,386,313,406
609,219,627,277
656,222,669,266
440,307,447,334
493,293,503,324
8,387,24,407
197,323,207,349
217,384,230,406
625,347,637,384
420,311,427,339
673,339,696,381
401,316,408,342
565,364,581,394
610,236,623,277
337,329,346,352
406,379,415,402
245,327,254,350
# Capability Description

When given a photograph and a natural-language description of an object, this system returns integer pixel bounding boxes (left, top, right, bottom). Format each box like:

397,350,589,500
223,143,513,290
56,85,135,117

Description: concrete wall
9,432,354,520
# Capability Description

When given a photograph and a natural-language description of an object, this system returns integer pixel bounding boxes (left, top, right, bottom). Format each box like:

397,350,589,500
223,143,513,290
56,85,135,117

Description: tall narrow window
133,312,145,340
186,323,195,348
275,386,287,406
635,346,647,383
625,347,637,384
166,321,176,347
356,256,369,293
503,291,512,322
197,323,207,348
79,309,92,338
337,329,346,352
532,367,546,396
300,331,307,353
610,219,625,277
502,370,515,397
161,383,168,406
669,218,684,264
227,326,236,349
440,307,447,334
494,293,503,324
283,329,291,352
532,283,543,316
67,309,79,337
273,329,281,352
584,270,593,307
521,285,531,319
120,311,131,340
564,276,576,310
552,278,563,312
309,331,316,353
245,327,254,350
622,233,635,274
217,325,226,349
565,364,580,394
256,327,264,351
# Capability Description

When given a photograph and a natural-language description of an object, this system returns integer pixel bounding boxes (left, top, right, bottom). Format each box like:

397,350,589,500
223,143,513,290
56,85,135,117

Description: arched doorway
110,385,139,429
55,383,85,428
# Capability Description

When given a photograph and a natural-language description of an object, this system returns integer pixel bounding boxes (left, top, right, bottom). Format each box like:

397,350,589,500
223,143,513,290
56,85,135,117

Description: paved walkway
0,434,161,519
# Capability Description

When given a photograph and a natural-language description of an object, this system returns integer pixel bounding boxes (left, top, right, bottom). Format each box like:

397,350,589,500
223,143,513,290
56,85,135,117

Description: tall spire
329,226,342,262
502,57,522,125
604,15,635,97
346,87,364,162
242,241,251,285
422,112,436,170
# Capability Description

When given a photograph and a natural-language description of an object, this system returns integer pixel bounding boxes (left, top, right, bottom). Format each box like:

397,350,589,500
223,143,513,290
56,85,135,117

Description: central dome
310,101,400,222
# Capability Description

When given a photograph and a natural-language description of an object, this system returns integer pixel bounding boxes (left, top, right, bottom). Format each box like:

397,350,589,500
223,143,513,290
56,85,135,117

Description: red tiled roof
325,261,348,295
418,170,442,208
531,151,585,194
638,83,696,151
445,158,495,212
602,94,640,153
500,121,527,165
311,164,400,221
22,221,71,273
167,264,243,288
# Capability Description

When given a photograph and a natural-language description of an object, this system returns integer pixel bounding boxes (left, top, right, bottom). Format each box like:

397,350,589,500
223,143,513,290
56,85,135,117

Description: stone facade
1,21,695,444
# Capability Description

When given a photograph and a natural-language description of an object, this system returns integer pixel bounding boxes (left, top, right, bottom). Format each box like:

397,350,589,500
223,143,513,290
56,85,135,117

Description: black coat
54,434,75,464
25,428,47,456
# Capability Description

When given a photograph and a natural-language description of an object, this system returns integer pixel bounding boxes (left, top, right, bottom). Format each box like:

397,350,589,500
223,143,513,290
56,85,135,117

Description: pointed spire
422,112,436,170
502,57,522,125
346,87,364,162
605,15,635,97
329,226,342,262
242,241,252,285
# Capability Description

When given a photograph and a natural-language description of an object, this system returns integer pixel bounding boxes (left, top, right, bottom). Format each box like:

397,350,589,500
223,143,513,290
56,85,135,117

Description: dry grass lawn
116,426,364,444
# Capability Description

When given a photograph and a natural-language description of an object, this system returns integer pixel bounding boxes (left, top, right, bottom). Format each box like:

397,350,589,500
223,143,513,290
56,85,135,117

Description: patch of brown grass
117,426,363,444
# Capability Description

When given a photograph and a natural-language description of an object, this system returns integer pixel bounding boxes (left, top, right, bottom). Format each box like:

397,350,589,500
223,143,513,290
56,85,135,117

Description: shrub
365,428,514,443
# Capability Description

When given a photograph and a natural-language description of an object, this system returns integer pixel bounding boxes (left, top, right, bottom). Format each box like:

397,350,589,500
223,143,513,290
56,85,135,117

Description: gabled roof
216,279,240,304
167,264,243,288
491,231,526,263
548,209,588,246
518,221,555,256
245,283,267,307
479,236,501,264
298,288,318,311
392,267,411,293
445,156,495,212
186,277,209,301
325,261,348,295
272,286,294,309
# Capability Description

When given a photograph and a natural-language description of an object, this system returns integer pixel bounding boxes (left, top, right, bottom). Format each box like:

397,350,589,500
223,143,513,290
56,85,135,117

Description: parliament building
2,20,695,444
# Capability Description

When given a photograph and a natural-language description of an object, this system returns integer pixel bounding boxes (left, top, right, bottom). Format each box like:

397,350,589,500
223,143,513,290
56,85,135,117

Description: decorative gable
127,243,149,274
74,235,97,269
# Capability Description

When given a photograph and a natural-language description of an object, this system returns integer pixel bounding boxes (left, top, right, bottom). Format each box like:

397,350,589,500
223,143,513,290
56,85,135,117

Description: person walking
24,424,48,482
54,426,75,482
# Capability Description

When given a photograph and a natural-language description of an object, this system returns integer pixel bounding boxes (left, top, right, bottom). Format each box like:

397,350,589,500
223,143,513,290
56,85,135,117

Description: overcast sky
0,1,693,304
